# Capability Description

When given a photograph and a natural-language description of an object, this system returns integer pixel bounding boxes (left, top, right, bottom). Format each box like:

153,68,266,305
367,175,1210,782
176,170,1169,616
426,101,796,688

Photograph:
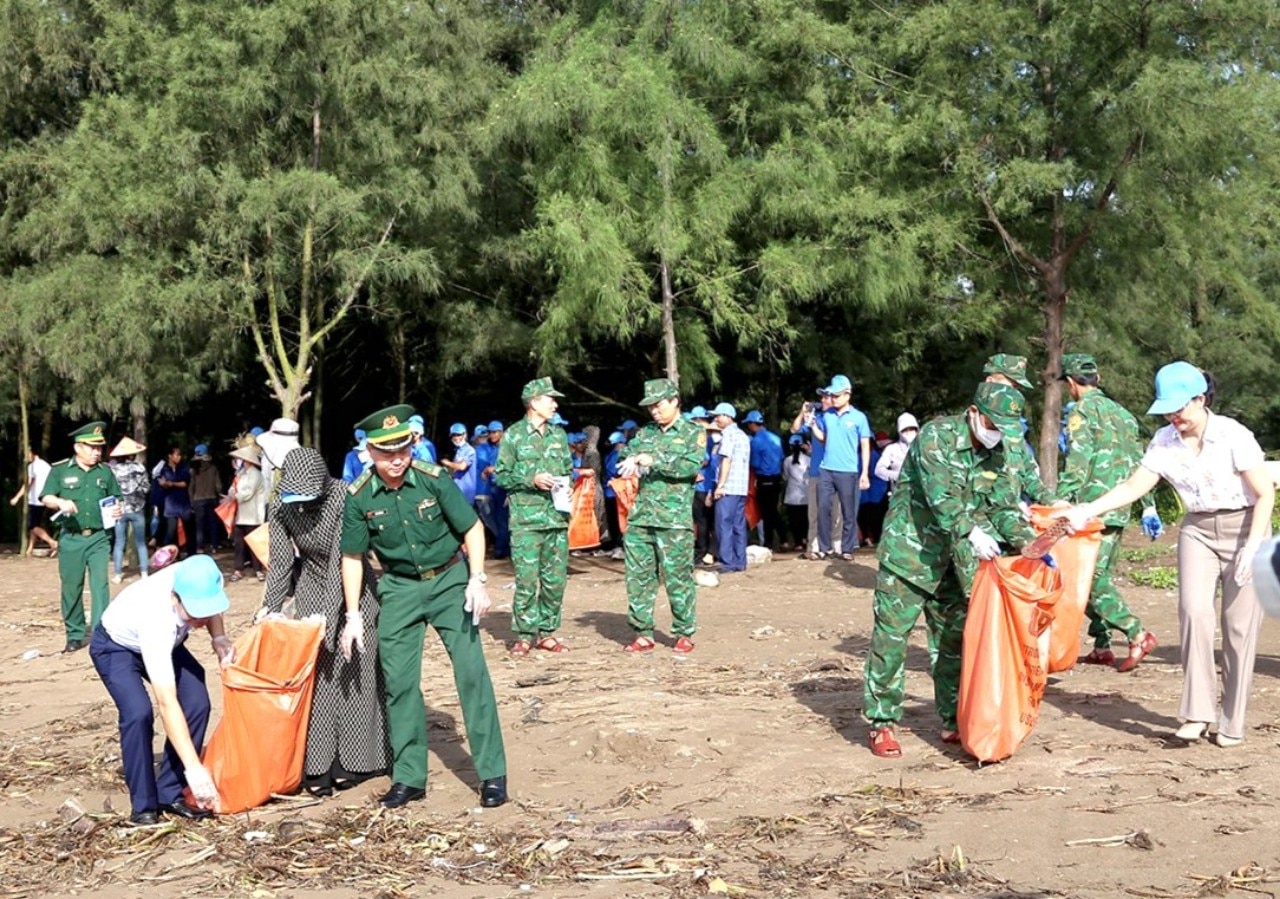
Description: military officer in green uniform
864,383,1038,758
42,421,121,653
340,405,507,809
1057,353,1158,671
983,353,1059,506
618,379,706,653
494,377,573,656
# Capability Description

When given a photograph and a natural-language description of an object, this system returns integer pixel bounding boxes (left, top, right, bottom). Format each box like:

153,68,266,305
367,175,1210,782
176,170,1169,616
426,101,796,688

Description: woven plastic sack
1028,506,1104,673
568,471,600,550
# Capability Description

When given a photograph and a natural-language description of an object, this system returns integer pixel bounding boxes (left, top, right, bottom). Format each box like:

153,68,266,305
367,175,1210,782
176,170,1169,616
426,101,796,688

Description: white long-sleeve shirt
875,440,911,485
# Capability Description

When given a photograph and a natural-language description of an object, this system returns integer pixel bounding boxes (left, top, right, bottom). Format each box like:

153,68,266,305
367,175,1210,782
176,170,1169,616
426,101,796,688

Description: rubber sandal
840,553,855,562
1082,647,1117,666
536,636,570,653
509,640,532,657
940,729,961,745
623,636,656,653
672,636,695,654
805,551,828,561
1116,631,1157,673
868,727,902,758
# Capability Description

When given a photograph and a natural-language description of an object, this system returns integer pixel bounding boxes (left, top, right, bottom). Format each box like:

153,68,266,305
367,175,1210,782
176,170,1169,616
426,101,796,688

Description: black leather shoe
62,640,86,654
160,801,214,820
480,776,508,808
128,811,159,826
379,783,426,808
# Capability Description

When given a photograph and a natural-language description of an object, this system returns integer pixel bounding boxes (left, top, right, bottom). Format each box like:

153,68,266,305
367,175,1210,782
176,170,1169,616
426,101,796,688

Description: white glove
1235,538,1262,587
967,526,1001,561
1059,505,1093,534
339,610,365,660
186,762,219,808
617,457,640,479
464,577,491,626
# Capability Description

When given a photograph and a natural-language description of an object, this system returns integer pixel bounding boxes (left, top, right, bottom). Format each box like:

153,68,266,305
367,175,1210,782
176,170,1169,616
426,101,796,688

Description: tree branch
1061,132,1143,265
979,191,1050,276
242,255,287,402
309,208,401,348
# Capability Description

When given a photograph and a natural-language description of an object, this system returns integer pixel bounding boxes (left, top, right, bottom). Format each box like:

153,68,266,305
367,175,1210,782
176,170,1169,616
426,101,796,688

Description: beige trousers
806,478,841,554
1178,508,1266,740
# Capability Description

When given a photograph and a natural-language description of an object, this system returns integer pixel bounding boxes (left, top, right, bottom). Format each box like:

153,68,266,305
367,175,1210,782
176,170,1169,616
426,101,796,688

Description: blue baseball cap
449,422,467,436
172,556,230,619
825,374,853,394
249,427,264,437
550,413,568,427
743,410,765,425
608,431,627,445
620,419,637,430
354,428,367,441
1148,361,1209,415
568,431,587,444
712,402,737,419
689,405,709,420
789,434,803,446
193,443,209,456
473,424,489,437
407,415,425,434
487,420,504,432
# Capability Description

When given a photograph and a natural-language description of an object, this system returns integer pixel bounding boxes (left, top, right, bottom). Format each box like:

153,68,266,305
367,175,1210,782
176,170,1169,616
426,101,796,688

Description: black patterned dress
263,448,388,790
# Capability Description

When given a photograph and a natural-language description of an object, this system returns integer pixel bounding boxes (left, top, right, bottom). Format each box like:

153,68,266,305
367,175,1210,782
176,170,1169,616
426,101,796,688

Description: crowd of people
17,352,1280,824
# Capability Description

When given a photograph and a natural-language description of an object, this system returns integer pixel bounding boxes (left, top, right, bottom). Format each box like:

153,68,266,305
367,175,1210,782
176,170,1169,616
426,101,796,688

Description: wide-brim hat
109,436,146,457
230,445,262,465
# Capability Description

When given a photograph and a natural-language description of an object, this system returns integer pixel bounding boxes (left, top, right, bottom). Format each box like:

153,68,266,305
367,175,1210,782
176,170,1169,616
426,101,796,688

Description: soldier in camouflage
619,379,706,654
864,383,1038,758
1057,354,1158,671
494,377,574,656
983,353,1059,506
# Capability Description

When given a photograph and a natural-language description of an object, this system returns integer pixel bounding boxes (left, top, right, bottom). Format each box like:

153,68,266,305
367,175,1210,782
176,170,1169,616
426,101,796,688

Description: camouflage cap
70,421,107,446
640,378,678,406
973,382,1027,443
356,404,415,451
1059,353,1098,380
521,376,565,403
983,353,1034,390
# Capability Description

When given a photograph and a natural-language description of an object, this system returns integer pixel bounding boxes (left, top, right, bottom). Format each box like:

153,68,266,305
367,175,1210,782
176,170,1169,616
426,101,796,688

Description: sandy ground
2,528,1280,899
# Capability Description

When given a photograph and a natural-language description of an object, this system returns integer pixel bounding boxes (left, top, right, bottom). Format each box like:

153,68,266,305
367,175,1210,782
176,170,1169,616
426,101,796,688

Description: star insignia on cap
383,415,399,428
93,426,103,436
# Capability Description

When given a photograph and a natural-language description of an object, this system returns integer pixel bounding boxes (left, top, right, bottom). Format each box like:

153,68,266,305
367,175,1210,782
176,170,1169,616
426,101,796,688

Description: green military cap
640,378,678,405
973,382,1027,443
983,353,1034,390
70,421,108,446
520,376,565,403
1059,353,1099,380
356,404,415,451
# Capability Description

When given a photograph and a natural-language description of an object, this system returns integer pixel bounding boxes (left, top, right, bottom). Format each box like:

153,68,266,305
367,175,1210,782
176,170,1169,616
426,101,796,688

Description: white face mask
902,431,917,445
969,411,1002,449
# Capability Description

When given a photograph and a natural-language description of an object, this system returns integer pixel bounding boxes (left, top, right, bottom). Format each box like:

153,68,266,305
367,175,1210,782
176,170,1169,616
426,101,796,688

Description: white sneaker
110,573,123,585
609,548,625,561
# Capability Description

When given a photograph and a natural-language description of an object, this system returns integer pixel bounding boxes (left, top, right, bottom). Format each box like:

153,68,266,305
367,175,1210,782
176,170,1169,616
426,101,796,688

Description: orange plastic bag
745,474,760,530
244,523,270,569
214,495,237,537
1028,506,1104,673
568,471,600,550
190,617,325,814
608,476,639,535
958,556,1063,763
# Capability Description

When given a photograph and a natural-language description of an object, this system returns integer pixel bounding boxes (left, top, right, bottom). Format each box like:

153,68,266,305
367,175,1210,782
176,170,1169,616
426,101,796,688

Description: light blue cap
193,443,209,456
408,415,425,434
550,413,567,427
249,427,264,437
621,420,638,430
172,556,230,619
712,402,737,419
608,431,626,445
825,374,853,394
1148,361,1209,415
487,420,504,432
689,405,709,419
449,422,467,436
743,410,765,425
789,434,803,446
354,428,367,441
473,425,489,437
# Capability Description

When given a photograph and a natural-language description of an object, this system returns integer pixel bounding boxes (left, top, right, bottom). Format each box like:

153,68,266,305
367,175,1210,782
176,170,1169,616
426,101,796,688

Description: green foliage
1120,545,1172,565
1126,566,1179,591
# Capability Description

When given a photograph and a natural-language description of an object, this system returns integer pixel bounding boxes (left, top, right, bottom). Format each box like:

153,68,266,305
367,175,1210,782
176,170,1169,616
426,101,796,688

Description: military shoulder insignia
411,460,442,478
349,469,374,495
696,431,707,448
1067,412,1085,433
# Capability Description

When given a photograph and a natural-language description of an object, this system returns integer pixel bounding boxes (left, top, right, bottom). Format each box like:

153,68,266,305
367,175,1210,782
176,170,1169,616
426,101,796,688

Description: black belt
394,553,463,581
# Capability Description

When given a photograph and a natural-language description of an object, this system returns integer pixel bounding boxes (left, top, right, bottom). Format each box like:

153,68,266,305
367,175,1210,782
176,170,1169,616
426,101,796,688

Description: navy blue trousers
715,494,748,571
89,626,210,814
818,469,861,553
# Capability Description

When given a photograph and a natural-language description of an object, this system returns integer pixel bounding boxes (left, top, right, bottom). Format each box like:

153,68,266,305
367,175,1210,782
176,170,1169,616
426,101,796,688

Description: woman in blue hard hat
1060,362,1274,747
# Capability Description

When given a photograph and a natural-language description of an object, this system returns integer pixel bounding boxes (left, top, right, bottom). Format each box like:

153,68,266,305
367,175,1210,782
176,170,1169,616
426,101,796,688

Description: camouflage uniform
983,353,1058,505
621,402,706,638
864,385,1037,731
494,414,572,642
1055,379,1145,649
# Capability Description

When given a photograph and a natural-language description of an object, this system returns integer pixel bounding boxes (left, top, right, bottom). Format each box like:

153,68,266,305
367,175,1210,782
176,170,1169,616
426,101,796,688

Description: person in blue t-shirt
408,415,437,464
473,424,500,545
857,431,892,547
483,421,509,558
808,374,871,560
439,423,478,504
791,390,842,557
743,410,784,549
341,429,370,484
602,431,626,553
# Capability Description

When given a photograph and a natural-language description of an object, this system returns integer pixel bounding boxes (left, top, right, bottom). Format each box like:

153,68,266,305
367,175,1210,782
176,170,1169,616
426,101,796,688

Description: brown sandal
509,640,532,657
1116,631,1157,673
940,729,961,745
868,727,902,758
536,636,569,653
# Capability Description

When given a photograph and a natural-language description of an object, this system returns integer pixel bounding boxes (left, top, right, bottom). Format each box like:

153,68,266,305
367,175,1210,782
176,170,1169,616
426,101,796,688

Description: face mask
902,431,917,445
969,411,1002,449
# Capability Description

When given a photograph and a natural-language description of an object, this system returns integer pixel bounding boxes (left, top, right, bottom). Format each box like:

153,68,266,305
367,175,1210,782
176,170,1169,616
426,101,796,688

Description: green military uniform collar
370,460,441,495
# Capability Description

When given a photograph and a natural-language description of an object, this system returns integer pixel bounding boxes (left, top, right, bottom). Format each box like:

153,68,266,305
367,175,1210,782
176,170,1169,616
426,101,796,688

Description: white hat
109,436,146,457
896,413,919,434
256,418,301,467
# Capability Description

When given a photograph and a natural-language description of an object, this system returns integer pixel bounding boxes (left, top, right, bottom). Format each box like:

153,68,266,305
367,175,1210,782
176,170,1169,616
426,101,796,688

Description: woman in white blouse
1061,361,1274,746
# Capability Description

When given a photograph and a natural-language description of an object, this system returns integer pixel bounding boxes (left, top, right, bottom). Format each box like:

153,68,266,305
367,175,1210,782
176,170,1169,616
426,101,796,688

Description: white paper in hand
551,476,573,514
99,496,122,529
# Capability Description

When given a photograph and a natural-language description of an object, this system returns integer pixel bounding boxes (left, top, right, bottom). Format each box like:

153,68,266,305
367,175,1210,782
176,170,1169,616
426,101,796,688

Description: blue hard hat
449,423,467,436
487,420,504,432
743,410,765,425
1148,361,1209,415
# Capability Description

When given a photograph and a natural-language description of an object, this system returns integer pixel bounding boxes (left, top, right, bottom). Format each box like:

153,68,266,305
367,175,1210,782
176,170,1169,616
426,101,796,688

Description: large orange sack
568,470,601,550
958,556,1062,763
1028,506,1104,673
192,617,325,814
608,476,639,535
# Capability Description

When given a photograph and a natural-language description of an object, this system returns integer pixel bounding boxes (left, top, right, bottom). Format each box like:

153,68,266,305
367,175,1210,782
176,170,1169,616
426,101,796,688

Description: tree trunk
392,320,407,403
132,402,147,449
1037,269,1067,487
311,347,324,455
17,363,30,555
660,257,678,386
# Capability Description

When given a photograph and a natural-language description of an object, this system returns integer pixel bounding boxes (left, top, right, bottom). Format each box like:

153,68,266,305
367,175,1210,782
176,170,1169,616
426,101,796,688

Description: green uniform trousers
624,525,696,638
864,565,967,730
1085,527,1143,649
509,528,568,641
59,531,111,643
376,564,506,790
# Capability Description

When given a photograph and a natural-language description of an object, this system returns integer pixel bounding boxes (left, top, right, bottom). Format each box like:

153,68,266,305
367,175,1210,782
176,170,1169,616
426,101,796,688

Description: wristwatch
471,571,488,584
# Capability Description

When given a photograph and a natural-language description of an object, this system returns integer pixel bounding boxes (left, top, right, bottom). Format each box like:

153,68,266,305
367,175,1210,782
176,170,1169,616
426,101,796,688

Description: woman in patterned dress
261,447,388,795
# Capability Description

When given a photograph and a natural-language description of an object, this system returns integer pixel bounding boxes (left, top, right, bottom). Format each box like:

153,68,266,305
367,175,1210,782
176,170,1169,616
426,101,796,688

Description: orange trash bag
1028,506,1104,673
745,474,760,531
244,523,270,570
958,556,1063,763
214,495,237,537
608,476,639,535
188,617,325,814
568,471,600,551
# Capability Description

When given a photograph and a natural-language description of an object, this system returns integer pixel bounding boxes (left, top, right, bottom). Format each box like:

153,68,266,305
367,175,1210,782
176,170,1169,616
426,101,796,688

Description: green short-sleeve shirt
41,460,121,531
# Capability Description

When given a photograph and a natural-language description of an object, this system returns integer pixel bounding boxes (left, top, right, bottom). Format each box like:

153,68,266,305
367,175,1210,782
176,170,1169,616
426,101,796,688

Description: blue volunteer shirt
341,447,369,484
749,428,783,477
603,449,621,499
818,405,872,473
863,447,889,503
696,441,720,493
474,442,496,495
412,438,438,464
453,442,478,503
